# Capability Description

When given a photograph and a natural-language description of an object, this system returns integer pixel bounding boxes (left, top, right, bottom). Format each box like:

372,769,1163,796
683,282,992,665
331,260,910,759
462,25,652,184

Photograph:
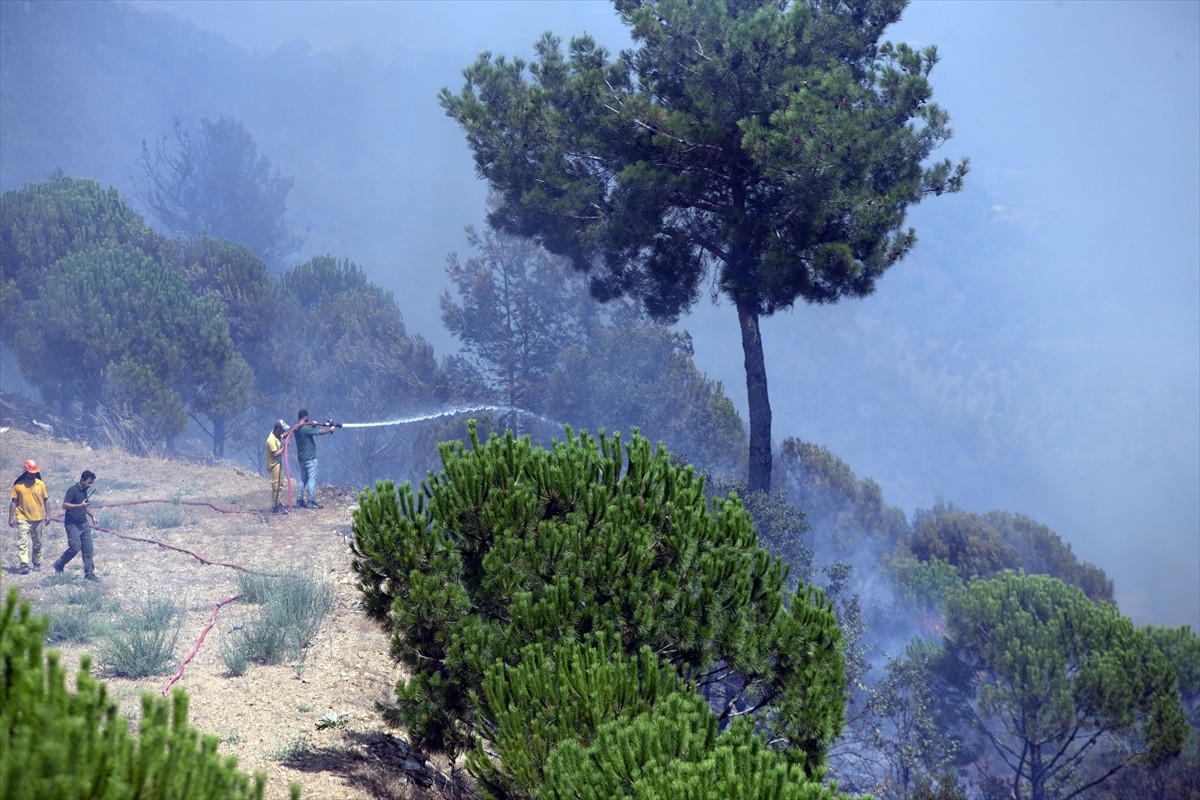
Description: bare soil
0,426,469,800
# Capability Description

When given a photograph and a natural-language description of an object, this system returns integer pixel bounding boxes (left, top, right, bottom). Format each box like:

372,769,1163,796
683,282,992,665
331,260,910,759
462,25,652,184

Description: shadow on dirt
278,730,476,800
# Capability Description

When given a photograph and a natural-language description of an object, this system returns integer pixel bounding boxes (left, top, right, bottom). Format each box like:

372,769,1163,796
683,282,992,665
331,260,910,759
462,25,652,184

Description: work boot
85,574,101,583
295,500,307,509
18,564,30,575
308,501,323,510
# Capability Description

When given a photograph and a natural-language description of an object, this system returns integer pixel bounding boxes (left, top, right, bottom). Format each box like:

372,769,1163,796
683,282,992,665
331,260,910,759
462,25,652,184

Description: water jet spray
337,405,562,431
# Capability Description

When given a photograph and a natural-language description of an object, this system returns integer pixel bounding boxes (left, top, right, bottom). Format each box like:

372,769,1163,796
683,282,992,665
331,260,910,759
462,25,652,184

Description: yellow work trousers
16,517,44,568
269,462,284,508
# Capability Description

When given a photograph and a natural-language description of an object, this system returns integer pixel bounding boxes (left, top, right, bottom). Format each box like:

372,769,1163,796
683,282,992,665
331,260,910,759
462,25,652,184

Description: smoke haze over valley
1,0,1196,631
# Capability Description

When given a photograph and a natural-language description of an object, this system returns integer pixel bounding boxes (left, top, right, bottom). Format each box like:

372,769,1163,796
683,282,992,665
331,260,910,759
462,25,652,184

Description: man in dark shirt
54,470,99,581
293,409,335,509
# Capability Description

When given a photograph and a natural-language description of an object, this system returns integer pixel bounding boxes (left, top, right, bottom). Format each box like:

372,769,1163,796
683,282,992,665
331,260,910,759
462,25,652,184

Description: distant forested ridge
0,173,745,487
0,0,477,334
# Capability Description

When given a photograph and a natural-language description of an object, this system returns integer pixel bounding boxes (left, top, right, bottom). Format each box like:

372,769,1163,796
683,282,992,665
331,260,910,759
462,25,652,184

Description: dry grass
0,426,472,800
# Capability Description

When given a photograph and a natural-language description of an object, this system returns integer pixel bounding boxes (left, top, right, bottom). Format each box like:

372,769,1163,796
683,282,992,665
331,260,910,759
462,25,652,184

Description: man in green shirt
292,408,335,509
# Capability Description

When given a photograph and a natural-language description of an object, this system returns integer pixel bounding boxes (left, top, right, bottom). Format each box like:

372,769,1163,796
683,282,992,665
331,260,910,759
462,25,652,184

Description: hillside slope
0,426,465,800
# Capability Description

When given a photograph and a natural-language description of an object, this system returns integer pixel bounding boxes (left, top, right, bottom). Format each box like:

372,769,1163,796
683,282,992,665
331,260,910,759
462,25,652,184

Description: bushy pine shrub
468,635,687,798
0,587,300,799
352,423,845,776
540,691,850,800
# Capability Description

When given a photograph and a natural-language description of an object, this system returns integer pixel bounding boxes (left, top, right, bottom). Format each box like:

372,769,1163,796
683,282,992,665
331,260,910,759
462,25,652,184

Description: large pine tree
440,0,967,492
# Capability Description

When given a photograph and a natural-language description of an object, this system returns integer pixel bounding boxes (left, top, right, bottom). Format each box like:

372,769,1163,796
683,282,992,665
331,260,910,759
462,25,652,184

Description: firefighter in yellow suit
266,420,289,514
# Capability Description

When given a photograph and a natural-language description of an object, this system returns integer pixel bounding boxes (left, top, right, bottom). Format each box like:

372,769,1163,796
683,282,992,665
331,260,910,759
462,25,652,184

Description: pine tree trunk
737,300,772,493
213,415,226,458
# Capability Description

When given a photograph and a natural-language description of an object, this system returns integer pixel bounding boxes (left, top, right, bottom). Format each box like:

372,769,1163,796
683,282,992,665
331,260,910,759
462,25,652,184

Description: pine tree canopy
439,0,968,492
540,691,852,800
350,422,845,777
942,571,1188,800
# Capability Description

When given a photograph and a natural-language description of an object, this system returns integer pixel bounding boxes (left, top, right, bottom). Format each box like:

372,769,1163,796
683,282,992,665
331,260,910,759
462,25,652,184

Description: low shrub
45,605,108,644
65,585,106,611
99,596,181,678
234,571,277,604
226,571,333,668
148,510,185,529
219,634,250,677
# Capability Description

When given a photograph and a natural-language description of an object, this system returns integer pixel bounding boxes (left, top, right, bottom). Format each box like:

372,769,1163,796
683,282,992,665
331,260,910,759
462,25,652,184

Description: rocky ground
0,424,472,800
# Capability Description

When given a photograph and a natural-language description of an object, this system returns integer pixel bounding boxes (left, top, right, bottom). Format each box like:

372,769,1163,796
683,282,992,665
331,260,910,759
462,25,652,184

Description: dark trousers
55,522,95,577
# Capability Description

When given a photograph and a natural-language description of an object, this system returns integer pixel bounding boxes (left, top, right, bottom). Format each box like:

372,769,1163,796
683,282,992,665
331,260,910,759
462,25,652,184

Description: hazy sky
119,0,1200,630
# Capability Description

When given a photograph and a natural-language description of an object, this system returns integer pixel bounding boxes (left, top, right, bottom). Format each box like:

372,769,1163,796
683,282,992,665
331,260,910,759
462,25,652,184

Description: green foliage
440,217,600,413
44,605,108,644
980,509,1113,603
174,235,284,457
1,172,346,462
908,501,1114,602
887,554,962,613
440,0,967,491
545,325,748,474
14,241,249,440
440,214,747,473
65,584,106,611
227,571,333,667
149,509,186,529
468,636,687,798
1,587,290,799
0,173,163,348
237,616,289,667
176,234,273,351
711,479,814,589
942,571,1188,800
907,505,1018,582
777,439,910,564
219,635,250,678
351,423,845,775
137,116,302,267
235,570,279,603
314,712,347,730
269,736,310,763
539,691,851,800
99,595,182,678
1144,624,1200,726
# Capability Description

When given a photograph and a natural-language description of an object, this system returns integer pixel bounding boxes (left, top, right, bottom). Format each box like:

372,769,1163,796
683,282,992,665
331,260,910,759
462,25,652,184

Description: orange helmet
23,459,39,473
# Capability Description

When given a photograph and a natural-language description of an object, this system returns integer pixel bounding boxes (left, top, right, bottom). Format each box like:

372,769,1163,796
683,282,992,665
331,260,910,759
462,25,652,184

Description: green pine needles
0,587,299,800
541,691,845,800
351,423,847,794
